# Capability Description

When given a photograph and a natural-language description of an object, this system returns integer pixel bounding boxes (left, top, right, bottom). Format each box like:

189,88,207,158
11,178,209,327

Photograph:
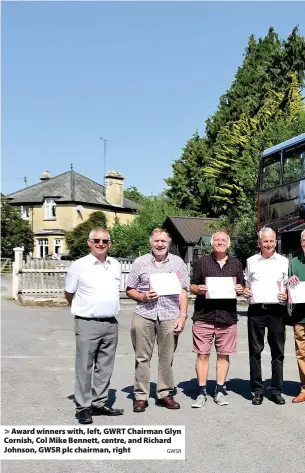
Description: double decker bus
258,132,305,256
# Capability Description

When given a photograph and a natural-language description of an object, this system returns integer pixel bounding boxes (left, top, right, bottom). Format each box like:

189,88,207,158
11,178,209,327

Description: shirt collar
298,251,305,263
89,253,111,265
150,251,170,263
211,252,229,263
257,251,278,261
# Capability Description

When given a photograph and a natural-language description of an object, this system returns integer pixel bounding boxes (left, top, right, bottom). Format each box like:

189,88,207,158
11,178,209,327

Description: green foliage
109,195,195,258
1,199,34,258
65,211,108,259
165,26,305,259
165,132,214,214
124,186,146,203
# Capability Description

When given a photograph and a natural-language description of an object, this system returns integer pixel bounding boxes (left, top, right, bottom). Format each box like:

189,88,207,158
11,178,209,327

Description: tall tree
65,211,108,259
166,27,305,219
1,200,34,258
164,132,214,214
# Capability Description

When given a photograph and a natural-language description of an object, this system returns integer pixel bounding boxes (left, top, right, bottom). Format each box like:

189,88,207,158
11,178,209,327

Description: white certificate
149,273,181,296
205,277,236,299
250,280,283,304
288,282,305,304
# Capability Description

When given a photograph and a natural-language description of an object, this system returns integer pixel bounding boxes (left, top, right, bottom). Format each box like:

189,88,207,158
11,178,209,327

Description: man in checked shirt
126,228,189,413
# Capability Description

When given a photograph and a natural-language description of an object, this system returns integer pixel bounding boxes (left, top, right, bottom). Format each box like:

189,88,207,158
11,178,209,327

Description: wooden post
12,247,24,300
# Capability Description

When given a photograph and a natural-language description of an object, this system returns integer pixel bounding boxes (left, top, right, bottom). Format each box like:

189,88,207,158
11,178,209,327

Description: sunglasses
90,239,110,244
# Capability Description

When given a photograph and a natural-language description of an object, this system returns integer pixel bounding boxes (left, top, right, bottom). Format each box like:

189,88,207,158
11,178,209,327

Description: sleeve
178,261,190,290
190,259,203,285
126,259,140,289
64,262,79,293
243,259,251,288
283,258,289,285
236,260,245,286
115,261,122,292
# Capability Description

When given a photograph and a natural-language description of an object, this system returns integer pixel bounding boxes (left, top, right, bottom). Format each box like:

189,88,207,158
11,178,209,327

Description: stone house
6,169,138,258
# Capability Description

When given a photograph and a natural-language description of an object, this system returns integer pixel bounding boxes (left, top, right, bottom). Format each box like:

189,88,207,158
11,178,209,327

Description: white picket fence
12,248,134,300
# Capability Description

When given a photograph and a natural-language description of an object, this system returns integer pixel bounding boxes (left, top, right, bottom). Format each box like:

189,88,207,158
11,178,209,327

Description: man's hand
235,284,244,296
142,290,159,302
278,292,287,302
174,315,186,334
243,287,253,298
288,275,300,285
197,284,208,295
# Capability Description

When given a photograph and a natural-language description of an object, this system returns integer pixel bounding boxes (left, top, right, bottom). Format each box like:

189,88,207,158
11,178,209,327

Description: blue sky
2,1,305,196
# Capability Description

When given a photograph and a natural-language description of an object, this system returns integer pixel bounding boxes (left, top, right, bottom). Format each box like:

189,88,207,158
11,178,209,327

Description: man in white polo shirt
65,227,124,424
244,227,288,406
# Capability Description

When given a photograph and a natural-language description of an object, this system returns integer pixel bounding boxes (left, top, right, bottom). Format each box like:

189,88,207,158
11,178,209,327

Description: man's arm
126,287,158,302
64,291,74,307
64,262,78,306
190,259,207,295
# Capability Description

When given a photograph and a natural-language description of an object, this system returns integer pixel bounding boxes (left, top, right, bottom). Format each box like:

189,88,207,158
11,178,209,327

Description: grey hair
88,228,111,240
257,227,276,240
149,228,172,246
210,232,231,248
301,230,305,240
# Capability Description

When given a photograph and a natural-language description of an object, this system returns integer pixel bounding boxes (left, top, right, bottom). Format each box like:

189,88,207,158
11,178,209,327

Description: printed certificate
149,273,181,296
250,280,283,304
205,277,237,299
288,281,305,304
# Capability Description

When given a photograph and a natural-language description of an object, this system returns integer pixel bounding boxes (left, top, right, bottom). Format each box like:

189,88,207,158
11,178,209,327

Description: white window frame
20,205,30,220
37,238,49,258
54,239,63,254
44,198,56,219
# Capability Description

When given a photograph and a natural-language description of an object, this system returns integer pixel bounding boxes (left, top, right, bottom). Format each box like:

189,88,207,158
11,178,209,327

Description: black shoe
76,408,92,424
91,403,124,416
252,394,263,405
270,393,286,405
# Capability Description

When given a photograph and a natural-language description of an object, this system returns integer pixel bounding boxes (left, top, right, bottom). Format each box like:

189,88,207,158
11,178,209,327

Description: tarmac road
1,299,304,473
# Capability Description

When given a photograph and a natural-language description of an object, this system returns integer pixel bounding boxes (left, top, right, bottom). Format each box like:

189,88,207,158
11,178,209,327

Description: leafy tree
124,186,146,203
65,211,108,259
1,199,34,258
164,132,214,214
166,26,305,223
109,195,195,258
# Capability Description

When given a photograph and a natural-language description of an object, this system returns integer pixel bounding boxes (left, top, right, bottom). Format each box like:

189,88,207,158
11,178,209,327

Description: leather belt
251,303,279,310
75,315,116,322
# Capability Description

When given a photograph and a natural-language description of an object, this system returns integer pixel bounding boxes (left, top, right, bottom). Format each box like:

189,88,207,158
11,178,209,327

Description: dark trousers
247,305,286,395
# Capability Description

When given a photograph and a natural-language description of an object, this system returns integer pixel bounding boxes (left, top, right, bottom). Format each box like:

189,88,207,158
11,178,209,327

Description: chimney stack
105,170,124,206
40,171,52,181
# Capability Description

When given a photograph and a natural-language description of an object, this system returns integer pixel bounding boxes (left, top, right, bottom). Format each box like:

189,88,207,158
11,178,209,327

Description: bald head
211,232,230,254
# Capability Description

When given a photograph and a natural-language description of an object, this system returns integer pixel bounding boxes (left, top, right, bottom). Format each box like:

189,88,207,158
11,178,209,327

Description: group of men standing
65,226,305,424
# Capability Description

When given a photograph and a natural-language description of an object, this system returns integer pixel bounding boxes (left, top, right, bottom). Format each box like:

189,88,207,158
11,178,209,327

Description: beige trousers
130,313,178,400
294,323,305,393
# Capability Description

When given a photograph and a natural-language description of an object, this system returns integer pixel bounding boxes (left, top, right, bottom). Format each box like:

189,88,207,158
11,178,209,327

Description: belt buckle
261,303,267,310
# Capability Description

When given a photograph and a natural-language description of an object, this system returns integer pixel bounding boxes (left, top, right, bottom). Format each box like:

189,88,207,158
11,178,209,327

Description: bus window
283,147,305,183
261,152,281,190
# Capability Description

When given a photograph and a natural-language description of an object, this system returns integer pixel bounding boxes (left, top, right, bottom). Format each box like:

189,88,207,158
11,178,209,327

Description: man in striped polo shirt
126,228,189,413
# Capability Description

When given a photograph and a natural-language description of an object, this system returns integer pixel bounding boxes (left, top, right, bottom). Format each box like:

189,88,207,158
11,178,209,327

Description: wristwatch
180,314,188,319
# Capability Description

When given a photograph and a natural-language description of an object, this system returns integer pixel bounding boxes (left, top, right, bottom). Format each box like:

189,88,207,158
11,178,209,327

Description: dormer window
20,205,30,220
44,198,56,219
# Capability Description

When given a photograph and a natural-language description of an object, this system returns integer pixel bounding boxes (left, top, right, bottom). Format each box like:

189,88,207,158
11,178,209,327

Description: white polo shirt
65,253,121,318
244,252,289,287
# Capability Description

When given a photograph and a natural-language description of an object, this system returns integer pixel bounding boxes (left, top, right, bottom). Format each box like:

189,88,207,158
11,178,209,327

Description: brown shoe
292,392,305,403
157,396,180,409
133,400,148,413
